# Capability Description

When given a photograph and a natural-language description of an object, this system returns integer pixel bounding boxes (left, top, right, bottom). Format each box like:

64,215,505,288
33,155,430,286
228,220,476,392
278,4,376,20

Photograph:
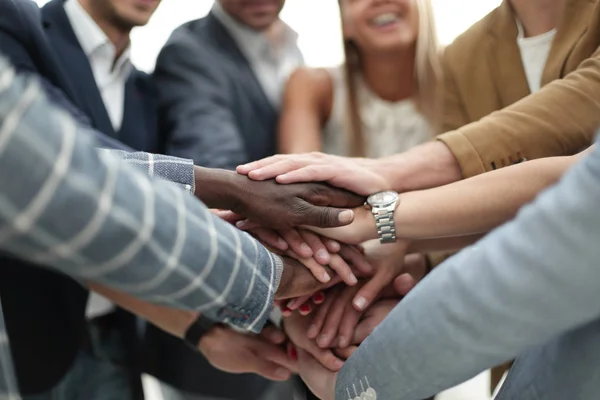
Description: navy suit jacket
0,0,157,395
153,13,279,169
0,0,158,152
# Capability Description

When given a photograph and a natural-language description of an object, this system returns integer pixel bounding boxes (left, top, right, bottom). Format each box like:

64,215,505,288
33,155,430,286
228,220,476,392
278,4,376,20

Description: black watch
184,315,215,350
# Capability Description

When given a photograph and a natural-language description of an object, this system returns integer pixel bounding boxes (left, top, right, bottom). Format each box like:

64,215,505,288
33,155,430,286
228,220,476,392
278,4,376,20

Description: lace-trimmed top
322,66,432,157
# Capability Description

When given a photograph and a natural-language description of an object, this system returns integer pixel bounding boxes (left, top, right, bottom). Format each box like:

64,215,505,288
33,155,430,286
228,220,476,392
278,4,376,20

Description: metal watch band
184,315,215,350
373,207,396,244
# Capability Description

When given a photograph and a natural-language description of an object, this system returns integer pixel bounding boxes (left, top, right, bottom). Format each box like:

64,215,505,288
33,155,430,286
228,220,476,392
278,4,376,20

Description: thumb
304,204,355,228
297,348,337,400
394,273,418,296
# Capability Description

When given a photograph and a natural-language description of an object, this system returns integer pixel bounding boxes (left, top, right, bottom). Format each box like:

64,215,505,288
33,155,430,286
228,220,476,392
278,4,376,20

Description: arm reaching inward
277,68,333,154
0,56,327,334
310,147,592,244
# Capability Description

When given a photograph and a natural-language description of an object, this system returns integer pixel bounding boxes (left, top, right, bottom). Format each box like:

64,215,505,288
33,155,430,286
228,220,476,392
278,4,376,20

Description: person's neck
510,0,565,37
360,48,415,103
77,0,131,60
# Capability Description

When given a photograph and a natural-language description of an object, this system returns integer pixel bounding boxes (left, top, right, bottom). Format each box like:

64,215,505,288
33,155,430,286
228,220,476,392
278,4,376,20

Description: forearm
408,234,485,253
394,154,576,239
89,282,197,339
356,152,581,241
336,142,600,399
373,141,462,193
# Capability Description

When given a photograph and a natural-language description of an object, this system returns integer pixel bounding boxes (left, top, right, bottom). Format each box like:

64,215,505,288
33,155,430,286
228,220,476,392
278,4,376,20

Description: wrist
198,325,223,355
374,141,462,193
193,166,239,209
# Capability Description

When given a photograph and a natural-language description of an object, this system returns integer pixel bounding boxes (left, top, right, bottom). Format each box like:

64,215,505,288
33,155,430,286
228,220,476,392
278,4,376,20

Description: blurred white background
36,0,502,71
32,0,503,399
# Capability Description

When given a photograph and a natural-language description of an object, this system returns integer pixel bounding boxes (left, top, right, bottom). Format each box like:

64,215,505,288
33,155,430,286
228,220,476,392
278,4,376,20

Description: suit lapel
203,14,277,119
41,0,116,138
486,1,531,106
121,73,158,152
542,0,597,84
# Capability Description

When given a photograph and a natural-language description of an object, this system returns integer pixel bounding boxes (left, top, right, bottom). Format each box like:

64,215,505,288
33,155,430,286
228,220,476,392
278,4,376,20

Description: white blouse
322,66,432,158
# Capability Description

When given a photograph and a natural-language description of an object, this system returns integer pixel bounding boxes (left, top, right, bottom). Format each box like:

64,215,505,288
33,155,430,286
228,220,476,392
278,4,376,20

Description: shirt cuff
437,131,487,179
217,250,283,334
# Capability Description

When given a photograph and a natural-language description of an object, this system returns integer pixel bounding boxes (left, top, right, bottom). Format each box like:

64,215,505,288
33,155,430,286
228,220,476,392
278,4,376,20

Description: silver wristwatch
366,191,399,244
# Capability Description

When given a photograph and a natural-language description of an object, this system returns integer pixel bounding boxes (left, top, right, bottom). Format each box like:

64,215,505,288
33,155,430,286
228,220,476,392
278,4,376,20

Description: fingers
236,154,289,177
300,341,344,372
250,228,288,252
317,287,357,348
276,257,341,300
299,230,331,264
286,294,312,312
323,238,341,253
336,304,363,349
243,156,327,182
280,229,313,258
394,273,418,297
312,291,326,305
352,317,378,345
334,346,358,360
276,164,336,185
352,268,396,311
327,252,358,286
211,210,244,223
296,348,339,398
260,325,286,345
247,336,296,376
302,203,355,229
338,245,373,275
285,250,332,284
246,354,292,381
308,287,338,339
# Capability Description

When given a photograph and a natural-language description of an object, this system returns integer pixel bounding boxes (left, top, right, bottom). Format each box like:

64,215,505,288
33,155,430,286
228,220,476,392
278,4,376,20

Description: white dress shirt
64,0,132,131
64,0,133,318
212,2,304,108
516,19,556,93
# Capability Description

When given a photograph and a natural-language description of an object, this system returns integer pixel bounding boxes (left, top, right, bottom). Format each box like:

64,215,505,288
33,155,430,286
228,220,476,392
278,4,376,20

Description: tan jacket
438,0,600,178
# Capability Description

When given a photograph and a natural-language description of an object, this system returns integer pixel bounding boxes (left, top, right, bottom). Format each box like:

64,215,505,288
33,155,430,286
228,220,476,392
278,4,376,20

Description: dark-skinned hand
194,167,365,230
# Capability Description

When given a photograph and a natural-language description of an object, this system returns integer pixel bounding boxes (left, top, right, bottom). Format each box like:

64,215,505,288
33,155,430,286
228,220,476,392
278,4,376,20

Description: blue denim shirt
336,141,600,399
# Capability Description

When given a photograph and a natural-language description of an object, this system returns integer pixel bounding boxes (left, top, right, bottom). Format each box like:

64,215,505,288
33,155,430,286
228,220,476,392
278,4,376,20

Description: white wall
35,0,502,72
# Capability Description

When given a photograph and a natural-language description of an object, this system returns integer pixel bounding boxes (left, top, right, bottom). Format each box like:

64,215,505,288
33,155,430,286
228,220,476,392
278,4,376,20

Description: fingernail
290,346,298,360
308,324,319,338
312,293,325,303
354,296,368,311
300,243,312,255
317,334,330,348
322,272,331,282
276,368,290,379
316,249,329,262
337,210,354,224
338,336,347,348
348,274,358,285
277,238,287,249
299,304,311,314
281,307,292,316
235,220,247,229
286,300,297,310
333,359,344,369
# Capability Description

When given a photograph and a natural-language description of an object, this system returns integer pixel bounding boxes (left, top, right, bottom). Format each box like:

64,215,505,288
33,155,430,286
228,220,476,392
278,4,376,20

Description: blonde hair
341,0,442,157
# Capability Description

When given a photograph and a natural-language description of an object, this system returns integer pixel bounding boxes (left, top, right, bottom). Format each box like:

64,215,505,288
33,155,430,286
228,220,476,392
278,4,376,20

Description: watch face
367,191,398,206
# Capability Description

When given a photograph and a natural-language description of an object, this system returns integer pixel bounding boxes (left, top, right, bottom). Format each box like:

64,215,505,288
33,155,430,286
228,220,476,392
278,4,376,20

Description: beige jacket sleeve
439,47,600,178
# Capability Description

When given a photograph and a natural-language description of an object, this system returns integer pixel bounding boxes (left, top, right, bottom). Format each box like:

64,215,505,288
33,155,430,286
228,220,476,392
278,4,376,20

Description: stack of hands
191,155,431,398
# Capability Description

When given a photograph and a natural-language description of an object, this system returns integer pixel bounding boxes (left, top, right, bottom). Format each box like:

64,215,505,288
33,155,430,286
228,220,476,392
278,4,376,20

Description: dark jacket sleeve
153,28,248,169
